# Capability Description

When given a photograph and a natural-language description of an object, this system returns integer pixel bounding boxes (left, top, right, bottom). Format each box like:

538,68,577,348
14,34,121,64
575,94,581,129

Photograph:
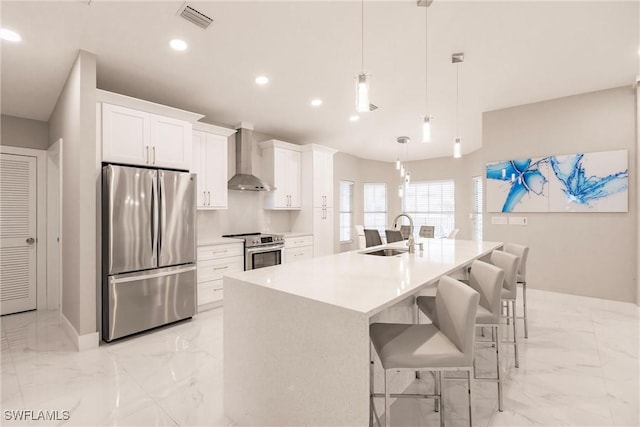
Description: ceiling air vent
178,4,213,30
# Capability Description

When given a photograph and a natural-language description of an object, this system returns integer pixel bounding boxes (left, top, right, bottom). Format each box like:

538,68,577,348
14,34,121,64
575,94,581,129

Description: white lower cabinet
197,242,244,309
284,235,313,263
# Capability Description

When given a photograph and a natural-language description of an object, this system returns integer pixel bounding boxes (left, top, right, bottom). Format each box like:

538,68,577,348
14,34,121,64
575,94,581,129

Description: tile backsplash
197,190,291,242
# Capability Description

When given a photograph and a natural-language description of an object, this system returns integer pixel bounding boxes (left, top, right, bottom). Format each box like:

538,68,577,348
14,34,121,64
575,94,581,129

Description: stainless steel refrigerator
102,164,197,342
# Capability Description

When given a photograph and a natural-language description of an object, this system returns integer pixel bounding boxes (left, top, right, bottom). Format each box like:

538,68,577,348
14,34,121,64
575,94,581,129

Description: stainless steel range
222,233,285,270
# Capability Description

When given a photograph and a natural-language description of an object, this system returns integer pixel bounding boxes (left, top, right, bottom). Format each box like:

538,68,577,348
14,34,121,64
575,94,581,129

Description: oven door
245,245,284,270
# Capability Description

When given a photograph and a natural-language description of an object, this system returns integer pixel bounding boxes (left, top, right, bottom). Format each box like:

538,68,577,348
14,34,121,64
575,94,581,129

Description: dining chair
503,243,530,338
364,229,382,248
490,250,520,368
417,260,505,411
370,276,480,427
384,229,403,243
418,225,435,238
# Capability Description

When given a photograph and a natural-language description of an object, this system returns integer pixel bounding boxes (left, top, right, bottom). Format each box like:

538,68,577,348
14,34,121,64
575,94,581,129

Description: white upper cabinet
101,104,150,166
191,123,235,210
150,115,192,169
259,140,302,210
98,90,203,171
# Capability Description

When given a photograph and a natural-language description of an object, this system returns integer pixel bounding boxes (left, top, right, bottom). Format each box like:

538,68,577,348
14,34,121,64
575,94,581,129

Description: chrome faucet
393,213,415,253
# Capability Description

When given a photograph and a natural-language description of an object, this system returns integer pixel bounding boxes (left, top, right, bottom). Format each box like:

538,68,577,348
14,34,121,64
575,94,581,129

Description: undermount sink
361,248,409,257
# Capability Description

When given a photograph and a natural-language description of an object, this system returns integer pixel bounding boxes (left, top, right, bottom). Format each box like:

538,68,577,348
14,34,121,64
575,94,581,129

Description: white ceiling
1,1,638,161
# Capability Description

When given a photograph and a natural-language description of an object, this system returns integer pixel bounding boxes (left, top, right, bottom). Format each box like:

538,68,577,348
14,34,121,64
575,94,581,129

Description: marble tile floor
0,289,638,427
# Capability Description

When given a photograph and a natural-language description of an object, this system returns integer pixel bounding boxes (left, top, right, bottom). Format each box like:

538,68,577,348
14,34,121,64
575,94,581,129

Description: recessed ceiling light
169,39,188,51
311,99,323,107
255,76,269,85
349,115,360,122
0,28,21,42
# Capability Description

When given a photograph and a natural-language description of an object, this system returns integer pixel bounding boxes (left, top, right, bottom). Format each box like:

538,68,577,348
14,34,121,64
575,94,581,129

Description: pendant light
452,52,464,159
421,0,432,143
397,136,410,196
356,0,370,113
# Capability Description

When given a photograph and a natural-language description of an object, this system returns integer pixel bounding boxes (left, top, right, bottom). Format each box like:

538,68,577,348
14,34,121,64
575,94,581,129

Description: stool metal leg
512,300,519,368
522,281,528,339
438,372,445,427
370,343,374,427
467,369,474,427
495,325,503,411
434,371,439,412
384,370,391,427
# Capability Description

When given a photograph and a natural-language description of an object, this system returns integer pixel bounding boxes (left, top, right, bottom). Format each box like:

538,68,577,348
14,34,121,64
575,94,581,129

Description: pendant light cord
361,0,365,73
456,63,460,138
425,4,428,113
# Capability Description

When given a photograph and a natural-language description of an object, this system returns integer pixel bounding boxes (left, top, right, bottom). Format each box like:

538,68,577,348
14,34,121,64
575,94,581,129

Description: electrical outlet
491,216,508,225
509,216,528,226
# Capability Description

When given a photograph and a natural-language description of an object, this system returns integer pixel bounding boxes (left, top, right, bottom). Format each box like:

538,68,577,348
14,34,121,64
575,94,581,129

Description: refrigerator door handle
151,174,159,263
158,170,164,257
109,265,196,284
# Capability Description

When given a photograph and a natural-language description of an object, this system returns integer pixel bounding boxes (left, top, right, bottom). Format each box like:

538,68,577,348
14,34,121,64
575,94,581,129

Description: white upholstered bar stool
417,260,506,411
369,276,480,427
490,250,520,368
503,243,530,338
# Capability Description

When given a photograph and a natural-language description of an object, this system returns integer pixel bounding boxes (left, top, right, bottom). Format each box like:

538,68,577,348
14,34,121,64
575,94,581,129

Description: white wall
1,115,49,150
482,86,636,303
48,50,98,335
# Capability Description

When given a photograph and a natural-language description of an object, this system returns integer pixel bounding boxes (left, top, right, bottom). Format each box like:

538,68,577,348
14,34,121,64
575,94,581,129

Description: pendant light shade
453,138,462,159
356,74,370,113
396,158,401,170
404,171,411,185
422,116,431,143
400,163,406,178
398,184,404,198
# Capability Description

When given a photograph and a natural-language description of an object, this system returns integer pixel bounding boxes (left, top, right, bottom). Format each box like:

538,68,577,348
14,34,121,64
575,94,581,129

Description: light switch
509,216,528,226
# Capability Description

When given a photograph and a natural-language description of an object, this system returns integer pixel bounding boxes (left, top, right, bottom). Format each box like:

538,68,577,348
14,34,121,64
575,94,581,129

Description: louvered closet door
0,154,37,315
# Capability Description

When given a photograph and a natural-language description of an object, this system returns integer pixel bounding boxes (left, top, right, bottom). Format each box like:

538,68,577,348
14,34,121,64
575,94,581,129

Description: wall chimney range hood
228,125,274,191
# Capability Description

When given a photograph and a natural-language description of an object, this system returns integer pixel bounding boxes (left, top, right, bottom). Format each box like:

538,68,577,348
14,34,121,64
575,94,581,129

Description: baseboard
60,312,99,351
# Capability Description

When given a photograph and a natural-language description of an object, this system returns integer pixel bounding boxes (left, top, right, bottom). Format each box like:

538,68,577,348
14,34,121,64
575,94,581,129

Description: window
364,183,387,235
403,180,455,238
339,181,354,242
472,176,483,241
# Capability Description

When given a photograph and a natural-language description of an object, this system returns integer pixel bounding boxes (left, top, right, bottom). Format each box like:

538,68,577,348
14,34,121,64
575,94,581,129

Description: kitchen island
223,238,502,426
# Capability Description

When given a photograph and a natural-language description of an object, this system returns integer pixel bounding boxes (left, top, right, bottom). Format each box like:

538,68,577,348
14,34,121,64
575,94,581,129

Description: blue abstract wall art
486,149,628,213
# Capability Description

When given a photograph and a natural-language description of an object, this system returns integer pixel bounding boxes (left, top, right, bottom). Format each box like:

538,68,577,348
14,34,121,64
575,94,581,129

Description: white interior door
0,153,37,315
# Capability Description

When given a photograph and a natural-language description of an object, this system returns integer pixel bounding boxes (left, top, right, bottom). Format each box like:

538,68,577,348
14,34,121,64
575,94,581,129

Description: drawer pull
212,250,228,254
213,266,229,271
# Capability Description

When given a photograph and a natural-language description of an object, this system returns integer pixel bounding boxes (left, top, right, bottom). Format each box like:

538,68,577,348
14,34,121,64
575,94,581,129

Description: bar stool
385,229,404,243
399,225,411,240
369,276,480,427
503,243,530,338
490,250,520,368
418,225,435,238
364,229,382,247
417,260,506,411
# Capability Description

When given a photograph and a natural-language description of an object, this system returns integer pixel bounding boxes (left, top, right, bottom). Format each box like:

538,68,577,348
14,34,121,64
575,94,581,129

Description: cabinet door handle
203,191,207,206
207,191,211,206
212,250,228,254
152,146,156,164
213,266,229,271
146,146,150,164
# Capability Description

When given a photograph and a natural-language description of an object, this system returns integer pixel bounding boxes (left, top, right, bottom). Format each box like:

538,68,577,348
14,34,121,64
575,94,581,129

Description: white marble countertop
226,238,502,317
197,237,244,247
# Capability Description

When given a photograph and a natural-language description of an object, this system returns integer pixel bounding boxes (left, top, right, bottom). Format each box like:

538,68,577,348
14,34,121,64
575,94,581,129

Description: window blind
364,183,387,235
403,180,455,238
339,181,354,242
